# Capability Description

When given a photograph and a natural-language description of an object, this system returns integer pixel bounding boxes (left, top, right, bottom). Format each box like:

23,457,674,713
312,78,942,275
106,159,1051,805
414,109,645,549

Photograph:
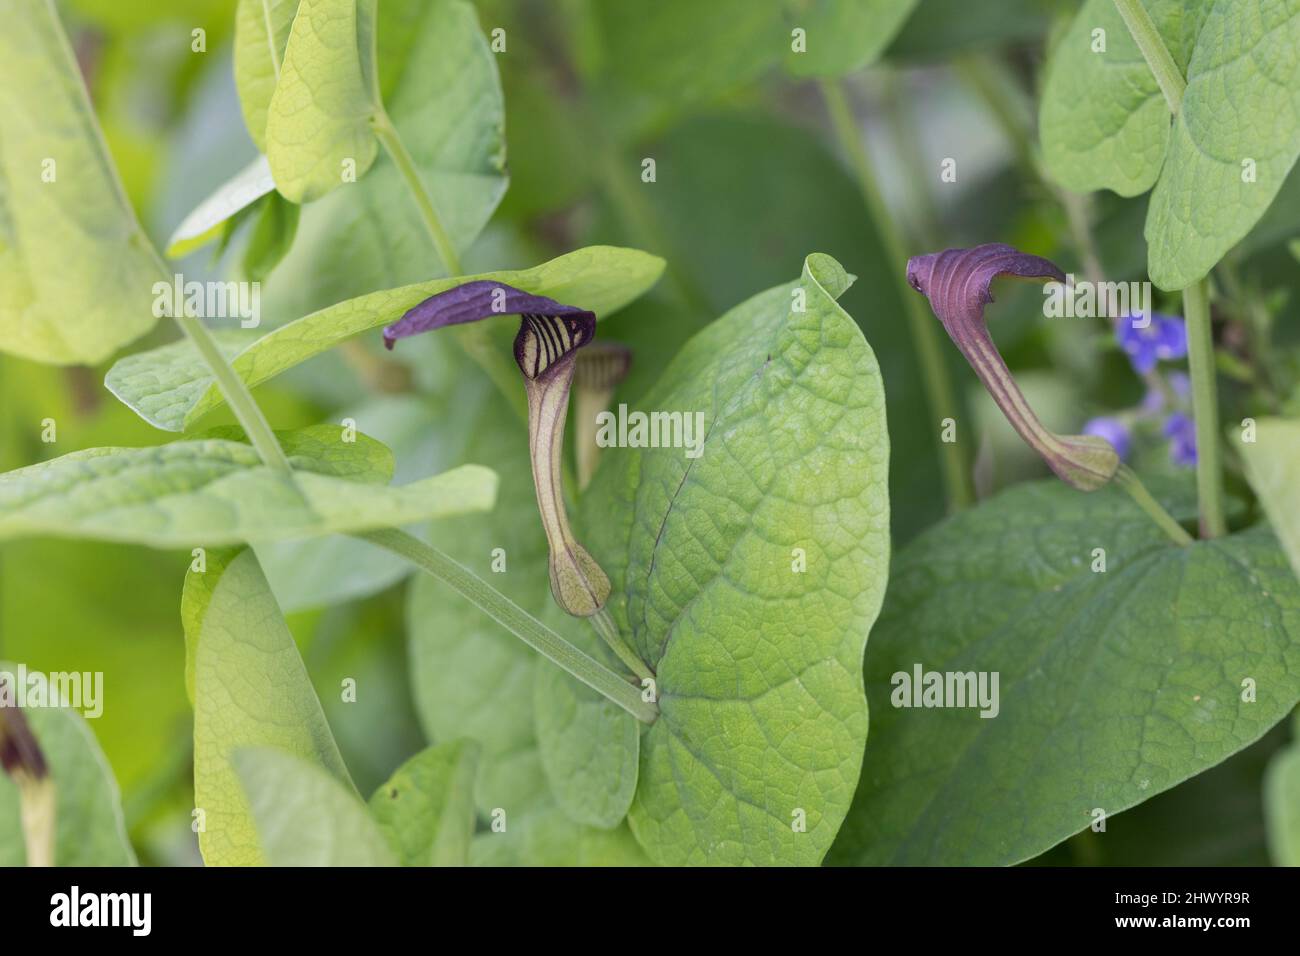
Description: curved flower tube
384,281,611,617
906,243,1119,491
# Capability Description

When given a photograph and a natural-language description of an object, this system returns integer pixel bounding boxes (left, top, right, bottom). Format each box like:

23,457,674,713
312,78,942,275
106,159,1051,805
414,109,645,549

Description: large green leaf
234,0,299,151
470,795,652,866
367,741,479,866
828,482,1300,866
581,254,890,865
0,668,136,866
1238,417,1300,585
532,606,640,829
1146,0,1300,288
0,0,164,364
106,246,664,432
235,747,397,865
185,549,353,866
0,426,495,549
266,0,380,202
1039,0,1205,197
259,0,508,318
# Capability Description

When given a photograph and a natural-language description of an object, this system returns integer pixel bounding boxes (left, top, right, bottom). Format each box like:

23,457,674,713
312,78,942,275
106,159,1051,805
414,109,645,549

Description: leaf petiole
1113,465,1194,547
1182,278,1227,538
1112,0,1185,113
590,606,653,683
371,112,462,277
357,527,658,724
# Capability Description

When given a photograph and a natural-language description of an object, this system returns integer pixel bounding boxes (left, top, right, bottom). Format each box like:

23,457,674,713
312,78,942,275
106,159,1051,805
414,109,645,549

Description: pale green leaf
1146,0,1300,289
0,667,135,866
0,426,496,548
106,246,664,432
259,0,508,317
587,253,889,865
367,741,479,866
470,795,652,866
0,0,164,364
234,747,396,866
234,0,299,151
783,0,919,77
1040,0,1205,196
186,549,353,866
1240,417,1300,584
828,482,1300,866
266,0,379,203
164,155,277,258
532,609,639,829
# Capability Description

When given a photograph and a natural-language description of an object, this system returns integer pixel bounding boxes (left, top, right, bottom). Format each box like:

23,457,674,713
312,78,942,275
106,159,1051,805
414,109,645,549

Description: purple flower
383,280,609,618
1082,417,1131,461
906,243,1119,491
1117,313,1187,375
1163,412,1197,467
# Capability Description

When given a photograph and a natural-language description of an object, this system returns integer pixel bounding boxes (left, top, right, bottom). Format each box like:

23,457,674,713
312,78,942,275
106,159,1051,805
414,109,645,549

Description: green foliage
234,748,396,865
367,741,479,866
0,0,164,364
184,549,352,865
830,481,1300,865
581,254,889,864
1040,0,1300,289
106,247,664,432
0,427,496,548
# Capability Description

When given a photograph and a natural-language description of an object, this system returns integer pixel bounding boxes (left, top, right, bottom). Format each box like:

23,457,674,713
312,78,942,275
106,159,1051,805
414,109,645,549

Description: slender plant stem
590,606,653,682
174,311,291,472
357,527,658,723
1114,465,1193,546
1113,0,1186,113
371,113,462,277
1182,278,1226,538
819,77,973,511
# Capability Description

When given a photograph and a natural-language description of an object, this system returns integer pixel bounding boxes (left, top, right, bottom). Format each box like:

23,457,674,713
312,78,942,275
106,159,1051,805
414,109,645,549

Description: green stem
1113,0,1185,113
357,528,658,723
819,77,973,510
175,311,291,472
371,113,462,277
1114,465,1194,546
590,606,653,682
1182,278,1227,538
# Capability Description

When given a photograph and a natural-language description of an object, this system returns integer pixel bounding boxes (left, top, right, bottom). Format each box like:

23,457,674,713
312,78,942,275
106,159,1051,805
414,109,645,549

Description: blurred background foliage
1,0,1296,865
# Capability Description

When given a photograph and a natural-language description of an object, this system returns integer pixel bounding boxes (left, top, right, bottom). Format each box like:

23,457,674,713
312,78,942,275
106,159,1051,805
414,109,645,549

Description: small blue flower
1117,313,1187,375
1083,416,1131,461
1163,411,1197,467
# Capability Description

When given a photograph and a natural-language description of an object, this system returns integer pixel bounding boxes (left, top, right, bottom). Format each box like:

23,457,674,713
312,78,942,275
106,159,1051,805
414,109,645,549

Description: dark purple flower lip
383,280,596,382
907,243,1119,491
0,683,48,782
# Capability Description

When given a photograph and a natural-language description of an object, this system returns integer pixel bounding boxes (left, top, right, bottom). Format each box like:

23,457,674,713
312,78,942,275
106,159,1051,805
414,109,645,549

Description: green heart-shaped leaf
829,481,1300,866
579,253,889,865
